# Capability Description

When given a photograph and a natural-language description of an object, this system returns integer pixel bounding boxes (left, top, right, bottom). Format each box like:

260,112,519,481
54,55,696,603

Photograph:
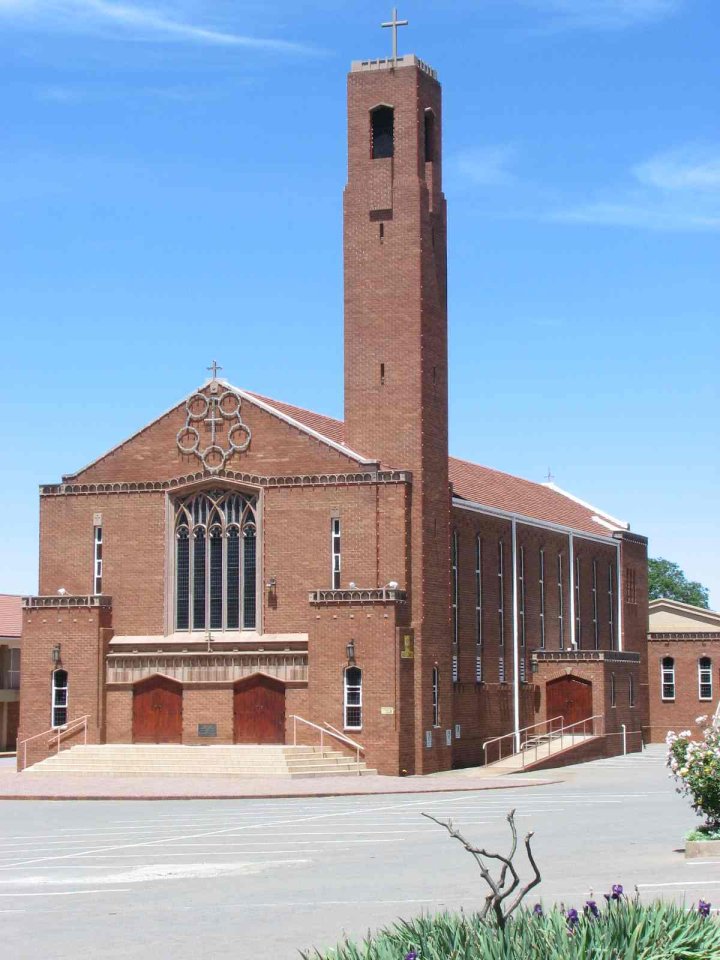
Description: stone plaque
380,706,395,715
399,630,414,659
197,723,218,738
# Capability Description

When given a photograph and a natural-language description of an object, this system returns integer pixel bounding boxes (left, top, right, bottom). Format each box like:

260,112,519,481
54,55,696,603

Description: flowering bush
667,715,720,829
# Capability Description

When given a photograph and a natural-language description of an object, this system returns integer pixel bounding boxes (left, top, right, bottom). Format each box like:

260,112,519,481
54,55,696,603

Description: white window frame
343,666,362,730
51,668,69,729
661,657,675,701
331,518,341,590
432,666,440,727
498,655,505,684
698,657,713,701
452,654,458,684
93,525,103,595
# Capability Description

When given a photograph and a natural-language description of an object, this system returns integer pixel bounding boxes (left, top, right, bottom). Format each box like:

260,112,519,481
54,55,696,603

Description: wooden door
234,675,285,744
133,675,183,744
546,676,593,730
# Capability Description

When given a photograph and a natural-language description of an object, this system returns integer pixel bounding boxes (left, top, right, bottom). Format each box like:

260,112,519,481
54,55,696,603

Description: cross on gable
381,6,408,65
207,360,222,380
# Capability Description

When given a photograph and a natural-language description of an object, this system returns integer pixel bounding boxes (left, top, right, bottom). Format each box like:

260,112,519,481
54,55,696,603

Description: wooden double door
233,675,285,744
546,675,593,730
133,675,183,744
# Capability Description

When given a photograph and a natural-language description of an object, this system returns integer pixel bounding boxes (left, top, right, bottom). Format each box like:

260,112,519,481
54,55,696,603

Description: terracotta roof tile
244,394,621,539
0,595,22,639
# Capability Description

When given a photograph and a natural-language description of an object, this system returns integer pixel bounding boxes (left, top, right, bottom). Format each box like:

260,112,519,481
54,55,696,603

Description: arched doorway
546,675,593,730
233,675,285,744
132,675,183,744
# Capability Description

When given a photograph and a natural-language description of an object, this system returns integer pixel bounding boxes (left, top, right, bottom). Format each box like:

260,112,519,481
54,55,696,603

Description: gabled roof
0,595,22,639
649,598,720,631
252,394,627,540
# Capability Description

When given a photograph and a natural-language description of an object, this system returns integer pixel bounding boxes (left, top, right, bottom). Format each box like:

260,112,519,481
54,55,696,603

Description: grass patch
302,901,720,960
687,825,720,841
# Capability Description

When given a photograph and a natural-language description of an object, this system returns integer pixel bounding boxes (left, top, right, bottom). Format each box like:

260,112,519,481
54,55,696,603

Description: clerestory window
174,489,258,632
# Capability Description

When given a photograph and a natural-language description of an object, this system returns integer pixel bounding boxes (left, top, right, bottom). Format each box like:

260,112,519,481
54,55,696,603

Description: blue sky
0,0,718,604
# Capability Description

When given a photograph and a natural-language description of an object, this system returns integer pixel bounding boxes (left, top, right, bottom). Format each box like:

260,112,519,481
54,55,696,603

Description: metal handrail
483,716,564,765
18,715,89,772
519,714,605,769
289,714,365,775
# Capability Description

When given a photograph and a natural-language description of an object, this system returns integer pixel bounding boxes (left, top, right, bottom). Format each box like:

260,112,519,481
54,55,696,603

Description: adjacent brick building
647,598,720,743
18,48,649,774
0,595,21,752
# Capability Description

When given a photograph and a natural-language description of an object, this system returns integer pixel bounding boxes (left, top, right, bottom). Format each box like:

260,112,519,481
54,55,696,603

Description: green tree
648,557,710,608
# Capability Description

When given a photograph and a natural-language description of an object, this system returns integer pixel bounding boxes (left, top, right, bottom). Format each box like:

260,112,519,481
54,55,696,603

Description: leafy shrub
302,894,720,960
667,716,720,829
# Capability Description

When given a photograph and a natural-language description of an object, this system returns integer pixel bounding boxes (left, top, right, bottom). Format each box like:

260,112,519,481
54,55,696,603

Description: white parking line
0,888,132,898
637,880,720,888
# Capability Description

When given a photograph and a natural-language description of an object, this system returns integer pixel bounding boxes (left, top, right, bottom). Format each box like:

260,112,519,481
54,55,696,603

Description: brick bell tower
343,28,451,773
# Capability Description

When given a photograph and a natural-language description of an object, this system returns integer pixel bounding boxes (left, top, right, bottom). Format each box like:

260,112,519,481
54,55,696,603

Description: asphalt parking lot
1,746,714,959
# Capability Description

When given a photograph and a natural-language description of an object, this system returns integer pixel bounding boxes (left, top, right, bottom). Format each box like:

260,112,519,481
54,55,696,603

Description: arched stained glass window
174,489,258,632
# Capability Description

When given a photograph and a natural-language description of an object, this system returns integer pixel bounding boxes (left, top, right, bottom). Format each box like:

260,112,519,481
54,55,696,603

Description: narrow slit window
51,669,69,728
475,536,483,681
344,666,362,730
93,526,103,595
661,657,675,701
699,657,713,701
451,530,459,652
432,666,440,726
610,672,616,708
331,518,341,590
629,674,635,707
539,547,546,649
592,559,599,649
574,555,581,648
608,562,615,648
518,545,526,648
557,553,564,649
424,109,435,162
498,540,505,649
371,106,394,159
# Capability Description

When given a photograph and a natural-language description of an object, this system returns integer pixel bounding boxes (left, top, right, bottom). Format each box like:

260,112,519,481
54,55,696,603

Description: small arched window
371,106,394,159
344,666,362,730
661,657,675,701
699,657,713,701
52,669,69,728
424,109,435,162
432,666,440,727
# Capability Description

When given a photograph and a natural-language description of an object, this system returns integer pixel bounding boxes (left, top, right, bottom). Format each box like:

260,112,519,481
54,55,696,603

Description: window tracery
174,489,257,632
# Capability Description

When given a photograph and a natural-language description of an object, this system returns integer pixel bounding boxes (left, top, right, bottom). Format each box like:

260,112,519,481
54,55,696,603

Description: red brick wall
18,601,110,768
647,636,720,742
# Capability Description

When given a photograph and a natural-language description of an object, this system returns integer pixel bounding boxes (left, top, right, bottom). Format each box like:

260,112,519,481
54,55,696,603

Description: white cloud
524,0,682,29
0,0,316,52
453,145,517,186
552,146,720,231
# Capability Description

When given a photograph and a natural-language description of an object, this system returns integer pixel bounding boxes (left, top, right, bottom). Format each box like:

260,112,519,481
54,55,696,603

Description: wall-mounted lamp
346,638,356,663
265,577,277,590
386,580,399,590
52,644,61,664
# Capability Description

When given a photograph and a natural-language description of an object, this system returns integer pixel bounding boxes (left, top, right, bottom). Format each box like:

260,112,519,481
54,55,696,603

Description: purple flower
699,900,711,918
585,900,600,918
605,884,624,902
566,908,579,928
533,903,543,917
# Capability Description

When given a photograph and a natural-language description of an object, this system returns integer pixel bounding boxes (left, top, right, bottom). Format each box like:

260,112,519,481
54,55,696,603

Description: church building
18,39,650,775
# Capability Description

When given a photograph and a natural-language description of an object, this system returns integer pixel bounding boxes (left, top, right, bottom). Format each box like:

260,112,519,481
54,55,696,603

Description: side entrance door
132,675,183,744
234,675,285,744
546,675,593,730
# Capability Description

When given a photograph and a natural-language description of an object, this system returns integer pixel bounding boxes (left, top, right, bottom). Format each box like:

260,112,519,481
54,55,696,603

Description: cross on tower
207,360,222,381
381,7,408,65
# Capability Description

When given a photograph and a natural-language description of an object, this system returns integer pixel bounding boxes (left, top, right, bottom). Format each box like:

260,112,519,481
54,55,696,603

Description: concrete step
26,743,373,778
